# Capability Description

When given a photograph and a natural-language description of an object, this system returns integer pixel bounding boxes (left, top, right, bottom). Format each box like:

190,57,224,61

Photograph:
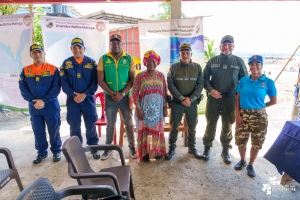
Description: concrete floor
0,101,299,200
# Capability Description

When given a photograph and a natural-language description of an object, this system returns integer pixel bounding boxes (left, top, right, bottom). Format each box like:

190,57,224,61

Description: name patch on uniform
35,76,40,81
77,73,81,78
230,65,239,69
223,64,227,69
83,63,93,69
211,64,220,68
26,74,35,77
190,78,197,81
60,70,64,76
41,71,50,76
175,78,184,80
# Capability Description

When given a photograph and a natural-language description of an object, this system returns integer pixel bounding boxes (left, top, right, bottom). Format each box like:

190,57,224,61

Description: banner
138,18,204,75
138,18,206,114
0,13,33,109
41,16,109,104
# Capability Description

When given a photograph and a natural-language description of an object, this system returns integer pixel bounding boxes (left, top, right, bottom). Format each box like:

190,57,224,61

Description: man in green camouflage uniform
165,43,204,160
202,35,248,164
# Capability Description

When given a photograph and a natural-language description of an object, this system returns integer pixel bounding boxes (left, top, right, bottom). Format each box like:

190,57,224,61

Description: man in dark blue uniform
60,38,100,159
19,44,62,164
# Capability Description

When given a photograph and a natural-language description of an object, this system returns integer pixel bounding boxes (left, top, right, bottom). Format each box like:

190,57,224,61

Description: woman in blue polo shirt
234,55,277,177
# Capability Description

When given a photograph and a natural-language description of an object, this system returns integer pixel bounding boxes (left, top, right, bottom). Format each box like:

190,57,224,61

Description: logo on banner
96,22,106,32
23,15,32,26
46,18,53,28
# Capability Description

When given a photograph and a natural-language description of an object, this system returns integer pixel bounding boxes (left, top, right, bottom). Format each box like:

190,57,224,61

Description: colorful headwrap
143,50,161,66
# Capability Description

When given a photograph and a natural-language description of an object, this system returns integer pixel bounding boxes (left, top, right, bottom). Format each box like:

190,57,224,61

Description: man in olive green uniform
165,43,204,160
202,35,248,164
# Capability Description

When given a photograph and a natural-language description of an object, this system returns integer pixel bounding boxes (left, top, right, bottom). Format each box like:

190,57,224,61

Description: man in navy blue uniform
19,44,62,164
60,38,100,159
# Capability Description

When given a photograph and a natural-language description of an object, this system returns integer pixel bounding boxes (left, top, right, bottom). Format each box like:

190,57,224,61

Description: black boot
165,149,175,160
221,148,231,164
201,146,210,161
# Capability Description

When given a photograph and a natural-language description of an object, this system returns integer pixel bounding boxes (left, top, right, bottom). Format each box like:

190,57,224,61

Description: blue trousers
66,105,99,145
30,112,62,156
105,95,135,149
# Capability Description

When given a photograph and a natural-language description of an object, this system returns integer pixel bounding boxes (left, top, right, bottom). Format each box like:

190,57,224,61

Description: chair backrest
16,177,121,200
0,147,16,170
62,136,94,174
16,177,58,200
95,92,105,119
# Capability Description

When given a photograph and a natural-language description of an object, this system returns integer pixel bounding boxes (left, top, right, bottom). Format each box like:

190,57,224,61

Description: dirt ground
1,69,300,200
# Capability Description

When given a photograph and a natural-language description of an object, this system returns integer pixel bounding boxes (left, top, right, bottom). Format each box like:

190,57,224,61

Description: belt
241,108,266,112
221,92,235,98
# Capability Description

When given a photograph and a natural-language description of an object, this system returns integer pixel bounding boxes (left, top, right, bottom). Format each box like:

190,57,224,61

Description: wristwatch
121,91,126,97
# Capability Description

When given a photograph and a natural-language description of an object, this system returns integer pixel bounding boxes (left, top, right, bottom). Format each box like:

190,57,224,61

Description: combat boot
201,146,210,161
221,148,231,164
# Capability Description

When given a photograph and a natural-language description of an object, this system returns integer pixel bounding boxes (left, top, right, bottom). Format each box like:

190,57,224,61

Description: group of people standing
19,34,277,178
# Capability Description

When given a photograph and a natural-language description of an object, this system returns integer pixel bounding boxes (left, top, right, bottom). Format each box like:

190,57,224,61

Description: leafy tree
0,5,20,15
25,5,43,46
150,2,186,19
204,38,218,63
32,7,44,46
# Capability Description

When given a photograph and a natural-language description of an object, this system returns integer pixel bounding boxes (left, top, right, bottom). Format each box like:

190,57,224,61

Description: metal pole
274,45,300,82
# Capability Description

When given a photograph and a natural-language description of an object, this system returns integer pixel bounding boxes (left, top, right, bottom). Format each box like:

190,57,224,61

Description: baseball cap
179,43,192,51
221,35,234,44
30,44,44,53
110,34,122,42
248,55,263,65
71,37,84,47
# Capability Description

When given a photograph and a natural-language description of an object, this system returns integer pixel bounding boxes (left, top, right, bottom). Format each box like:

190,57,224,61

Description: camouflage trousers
235,108,268,150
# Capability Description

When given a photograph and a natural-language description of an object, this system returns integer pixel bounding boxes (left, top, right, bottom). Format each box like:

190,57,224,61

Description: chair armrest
56,185,120,199
67,164,121,194
83,145,126,165
0,147,16,169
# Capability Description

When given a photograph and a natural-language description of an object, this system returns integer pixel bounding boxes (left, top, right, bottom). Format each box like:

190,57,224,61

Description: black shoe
234,160,247,170
188,149,202,159
142,154,150,162
154,156,161,160
165,149,175,160
33,155,47,164
201,146,210,161
91,151,100,160
221,148,231,164
246,165,256,177
101,150,112,160
130,148,137,159
53,153,61,162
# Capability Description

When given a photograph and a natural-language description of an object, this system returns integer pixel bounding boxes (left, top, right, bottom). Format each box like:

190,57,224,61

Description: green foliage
149,2,186,19
0,5,20,15
32,7,44,46
204,38,218,63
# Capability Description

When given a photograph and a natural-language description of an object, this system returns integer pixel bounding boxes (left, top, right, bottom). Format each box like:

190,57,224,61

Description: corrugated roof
80,9,146,24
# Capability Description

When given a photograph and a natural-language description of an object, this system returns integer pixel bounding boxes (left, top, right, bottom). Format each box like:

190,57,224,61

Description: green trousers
168,101,198,150
203,95,235,149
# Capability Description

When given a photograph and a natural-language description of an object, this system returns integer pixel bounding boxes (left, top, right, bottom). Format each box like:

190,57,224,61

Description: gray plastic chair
0,147,23,191
16,177,122,200
62,136,135,200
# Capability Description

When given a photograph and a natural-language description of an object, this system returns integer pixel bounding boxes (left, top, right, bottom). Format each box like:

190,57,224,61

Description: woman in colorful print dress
132,50,168,162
